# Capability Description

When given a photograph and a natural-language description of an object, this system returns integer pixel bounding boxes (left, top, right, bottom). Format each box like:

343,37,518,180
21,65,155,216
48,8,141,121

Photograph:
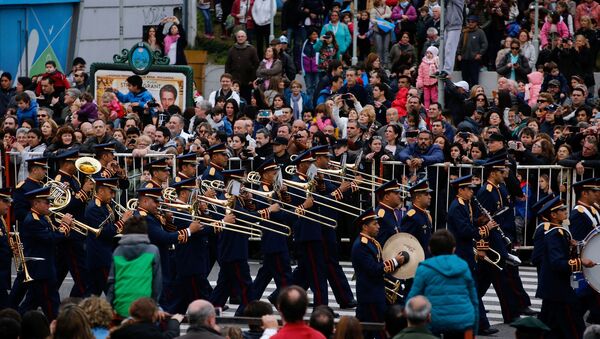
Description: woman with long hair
315,31,340,78
158,16,188,65
256,46,283,91
52,304,94,339
44,125,78,156
225,99,240,124
382,124,403,160
142,25,163,53
230,133,248,158
40,119,58,145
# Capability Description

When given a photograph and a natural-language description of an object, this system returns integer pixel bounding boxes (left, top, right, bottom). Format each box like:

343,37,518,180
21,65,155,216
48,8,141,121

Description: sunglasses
37,114,48,118
511,47,520,50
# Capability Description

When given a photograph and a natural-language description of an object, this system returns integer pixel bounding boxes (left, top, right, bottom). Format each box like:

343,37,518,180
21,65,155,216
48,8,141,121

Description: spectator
20,310,50,339
315,32,340,80
320,11,351,56
398,130,444,169
0,72,16,116
143,25,163,53
106,217,162,318
0,317,19,339
392,296,437,339
243,300,273,339
209,74,242,107
384,305,407,338
457,15,488,87
158,16,187,65
416,46,440,110
557,135,600,175
52,304,94,339
113,75,154,118
34,60,70,96
252,0,277,60
261,286,326,339
339,68,368,105
14,128,46,182
226,31,260,102
285,80,312,120
79,296,113,339
167,114,192,141
256,47,283,91
370,0,393,68
438,0,464,78
72,70,89,93
389,32,417,74
497,41,532,83
443,79,470,125
76,92,99,124
40,119,57,145
80,119,127,153
110,297,181,339
517,29,537,70
15,92,38,128
176,299,222,338
541,12,571,49
333,316,363,339
309,305,335,339
575,0,600,31
301,29,320,100
37,76,66,119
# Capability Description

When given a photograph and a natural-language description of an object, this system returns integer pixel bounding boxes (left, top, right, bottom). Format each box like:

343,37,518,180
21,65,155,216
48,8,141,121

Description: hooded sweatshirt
407,254,479,334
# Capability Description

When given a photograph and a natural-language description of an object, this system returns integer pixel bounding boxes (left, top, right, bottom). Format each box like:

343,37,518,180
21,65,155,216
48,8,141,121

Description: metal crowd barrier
376,161,597,249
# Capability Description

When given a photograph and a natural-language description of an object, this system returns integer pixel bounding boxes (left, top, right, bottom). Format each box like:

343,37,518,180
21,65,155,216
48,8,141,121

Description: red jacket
232,0,255,29
271,322,326,339
391,87,409,118
35,71,70,95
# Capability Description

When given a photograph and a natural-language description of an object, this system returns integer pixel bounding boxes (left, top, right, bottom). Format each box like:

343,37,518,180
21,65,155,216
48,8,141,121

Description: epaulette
175,177,181,183
32,212,40,221
458,197,465,205
407,209,416,217
139,210,147,217
543,222,551,232
95,198,102,207
486,184,493,192
576,206,585,213
262,184,270,192
361,236,368,244
377,209,385,218
209,167,216,176
16,181,24,189
55,174,62,181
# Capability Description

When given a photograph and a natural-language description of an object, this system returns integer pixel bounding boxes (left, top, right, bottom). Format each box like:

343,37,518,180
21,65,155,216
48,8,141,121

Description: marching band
0,142,599,338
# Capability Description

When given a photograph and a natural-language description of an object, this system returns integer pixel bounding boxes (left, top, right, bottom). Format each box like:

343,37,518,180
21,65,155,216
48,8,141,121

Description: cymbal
382,232,425,280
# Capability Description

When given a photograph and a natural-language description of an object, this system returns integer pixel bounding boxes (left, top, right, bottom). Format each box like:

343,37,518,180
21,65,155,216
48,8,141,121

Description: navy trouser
174,275,213,314
210,260,254,316
356,302,387,339
292,241,328,306
55,239,87,297
252,251,292,301
20,279,60,320
86,266,110,297
323,237,354,307
477,261,521,323
504,264,531,309
539,299,584,339
9,271,27,309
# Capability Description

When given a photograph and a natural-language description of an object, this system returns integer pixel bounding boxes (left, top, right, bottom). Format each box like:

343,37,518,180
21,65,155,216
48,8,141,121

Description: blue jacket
407,255,479,334
17,100,38,127
374,203,403,245
397,143,444,165
400,206,433,258
21,210,66,281
115,88,154,108
14,177,43,221
84,199,123,270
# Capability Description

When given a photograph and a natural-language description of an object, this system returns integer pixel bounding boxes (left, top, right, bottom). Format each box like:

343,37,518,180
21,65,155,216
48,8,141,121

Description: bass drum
382,232,425,280
582,228,600,293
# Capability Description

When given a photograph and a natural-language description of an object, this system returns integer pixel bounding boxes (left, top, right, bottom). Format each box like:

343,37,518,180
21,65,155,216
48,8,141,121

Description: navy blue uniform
374,203,404,246
54,170,90,298
289,172,328,306
20,210,67,320
569,202,600,324
536,225,585,338
446,196,491,330
172,209,214,313
13,178,43,222
351,233,397,339
10,177,42,308
209,195,256,316
400,206,432,258
314,177,355,307
94,166,130,189
202,163,225,273
135,208,190,313
0,218,12,308
476,181,528,323
251,183,293,302
84,198,124,296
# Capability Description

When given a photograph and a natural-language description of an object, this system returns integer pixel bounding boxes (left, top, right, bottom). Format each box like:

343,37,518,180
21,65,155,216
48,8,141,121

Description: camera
147,99,160,108
256,77,265,85
458,132,470,140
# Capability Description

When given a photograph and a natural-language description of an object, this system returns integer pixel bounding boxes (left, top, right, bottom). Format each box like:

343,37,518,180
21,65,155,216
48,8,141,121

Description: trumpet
10,225,37,283
158,201,263,238
112,199,130,219
50,211,102,237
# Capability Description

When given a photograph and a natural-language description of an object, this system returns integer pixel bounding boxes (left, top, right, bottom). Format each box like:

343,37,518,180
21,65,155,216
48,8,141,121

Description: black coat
176,325,224,339
111,320,180,339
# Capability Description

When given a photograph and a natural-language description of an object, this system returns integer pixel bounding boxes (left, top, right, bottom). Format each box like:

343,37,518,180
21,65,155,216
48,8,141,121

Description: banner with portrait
93,69,188,109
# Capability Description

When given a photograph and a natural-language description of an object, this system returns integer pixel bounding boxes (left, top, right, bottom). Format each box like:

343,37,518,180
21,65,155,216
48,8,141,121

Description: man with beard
397,130,444,171
251,128,273,160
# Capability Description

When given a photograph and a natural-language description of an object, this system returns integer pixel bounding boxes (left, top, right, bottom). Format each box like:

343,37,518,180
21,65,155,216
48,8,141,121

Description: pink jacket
391,4,417,23
416,57,439,88
540,21,570,48
575,2,600,31
525,71,544,107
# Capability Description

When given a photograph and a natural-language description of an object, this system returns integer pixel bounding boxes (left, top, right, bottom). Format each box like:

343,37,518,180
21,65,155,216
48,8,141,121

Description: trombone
243,173,339,227
158,200,263,238
282,167,363,217
196,193,292,237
